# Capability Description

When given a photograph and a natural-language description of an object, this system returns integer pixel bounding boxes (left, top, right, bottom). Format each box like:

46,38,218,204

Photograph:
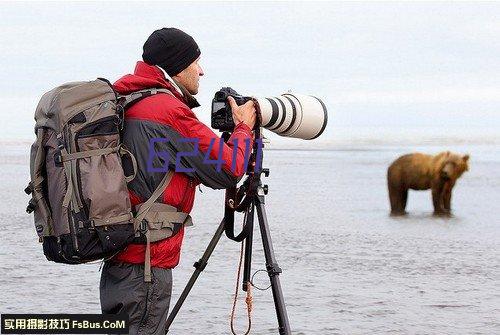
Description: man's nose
198,65,204,76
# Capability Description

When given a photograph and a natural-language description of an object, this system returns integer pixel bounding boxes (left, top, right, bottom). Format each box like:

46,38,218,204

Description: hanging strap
224,187,253,242
230,240,253,335
61,147,82,212
145,230,152,282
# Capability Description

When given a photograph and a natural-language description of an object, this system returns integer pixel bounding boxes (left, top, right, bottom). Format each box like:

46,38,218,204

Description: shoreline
2,137,499,153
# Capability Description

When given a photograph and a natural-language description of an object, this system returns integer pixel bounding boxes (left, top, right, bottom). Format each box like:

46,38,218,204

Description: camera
211,87,252,132
211,87,328,140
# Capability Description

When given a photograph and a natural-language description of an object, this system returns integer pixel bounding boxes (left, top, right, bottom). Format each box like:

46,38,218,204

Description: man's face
173,57,204,95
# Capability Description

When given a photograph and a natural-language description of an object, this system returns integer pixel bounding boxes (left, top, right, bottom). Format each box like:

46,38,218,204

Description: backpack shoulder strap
119,88,174,110
120,87,177,282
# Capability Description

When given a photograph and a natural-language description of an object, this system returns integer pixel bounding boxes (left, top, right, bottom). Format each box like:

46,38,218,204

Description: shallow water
1,142,499,334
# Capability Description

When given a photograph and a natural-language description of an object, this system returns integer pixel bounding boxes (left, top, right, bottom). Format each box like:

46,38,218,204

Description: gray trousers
100,261,172,335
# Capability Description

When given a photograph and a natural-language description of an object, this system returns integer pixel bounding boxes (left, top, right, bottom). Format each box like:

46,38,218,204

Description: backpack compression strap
27,128,54,238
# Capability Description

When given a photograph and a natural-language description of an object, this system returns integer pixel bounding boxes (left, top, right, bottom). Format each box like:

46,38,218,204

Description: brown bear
387,151,469,216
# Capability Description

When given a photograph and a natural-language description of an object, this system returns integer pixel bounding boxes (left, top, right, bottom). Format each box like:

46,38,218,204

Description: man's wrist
235,121,252,133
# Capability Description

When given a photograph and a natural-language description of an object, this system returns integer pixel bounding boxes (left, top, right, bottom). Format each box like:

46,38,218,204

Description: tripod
165,131,291,335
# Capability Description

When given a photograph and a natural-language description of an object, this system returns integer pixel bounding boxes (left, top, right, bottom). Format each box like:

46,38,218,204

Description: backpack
25,78,192,281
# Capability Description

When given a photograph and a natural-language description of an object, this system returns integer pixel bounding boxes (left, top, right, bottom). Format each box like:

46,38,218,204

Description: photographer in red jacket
100,28,256,334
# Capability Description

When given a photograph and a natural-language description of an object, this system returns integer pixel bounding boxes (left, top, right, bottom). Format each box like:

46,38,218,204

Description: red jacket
112,61,253,268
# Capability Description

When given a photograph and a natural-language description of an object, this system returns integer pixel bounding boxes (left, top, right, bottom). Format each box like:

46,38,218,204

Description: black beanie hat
142,28,201,76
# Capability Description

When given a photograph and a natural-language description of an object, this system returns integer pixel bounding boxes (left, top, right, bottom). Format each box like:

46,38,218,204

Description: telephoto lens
211,88,328,139
256,93,328,140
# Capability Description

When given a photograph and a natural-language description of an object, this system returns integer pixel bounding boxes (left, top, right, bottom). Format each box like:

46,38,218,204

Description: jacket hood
113,61,200,108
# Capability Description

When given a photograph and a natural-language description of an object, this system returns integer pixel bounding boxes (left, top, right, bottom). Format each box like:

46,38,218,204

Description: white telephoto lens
255,93,327,140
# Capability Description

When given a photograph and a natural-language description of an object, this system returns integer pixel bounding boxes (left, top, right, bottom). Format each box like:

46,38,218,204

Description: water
1,142,499,334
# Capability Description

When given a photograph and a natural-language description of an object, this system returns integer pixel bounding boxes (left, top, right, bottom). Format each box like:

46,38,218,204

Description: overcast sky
1,2,499,143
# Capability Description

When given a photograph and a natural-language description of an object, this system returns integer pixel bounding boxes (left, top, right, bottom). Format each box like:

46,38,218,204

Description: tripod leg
255,193,292,335
242,201,254,291
165,218,226,333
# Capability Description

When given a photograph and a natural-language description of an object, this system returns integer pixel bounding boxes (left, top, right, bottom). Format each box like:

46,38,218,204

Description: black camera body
211,87,252,132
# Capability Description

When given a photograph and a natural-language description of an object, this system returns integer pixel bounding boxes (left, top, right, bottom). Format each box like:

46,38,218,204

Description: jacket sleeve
149,105,254,189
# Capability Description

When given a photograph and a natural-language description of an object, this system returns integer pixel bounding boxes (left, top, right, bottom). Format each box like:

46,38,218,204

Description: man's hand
228,96,256,130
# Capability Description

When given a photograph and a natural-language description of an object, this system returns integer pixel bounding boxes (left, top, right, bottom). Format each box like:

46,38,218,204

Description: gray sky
1,2,499,143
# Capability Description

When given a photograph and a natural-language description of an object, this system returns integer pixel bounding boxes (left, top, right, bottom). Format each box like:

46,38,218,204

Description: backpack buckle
139,219,147,233
26,199,36,213
116,104,125,130
24,182,33,195
54,150,63,167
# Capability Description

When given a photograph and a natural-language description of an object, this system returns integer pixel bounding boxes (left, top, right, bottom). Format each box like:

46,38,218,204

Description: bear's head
439,152,470,181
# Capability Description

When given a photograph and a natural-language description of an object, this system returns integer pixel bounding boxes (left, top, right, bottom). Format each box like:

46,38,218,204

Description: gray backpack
25,78,192,281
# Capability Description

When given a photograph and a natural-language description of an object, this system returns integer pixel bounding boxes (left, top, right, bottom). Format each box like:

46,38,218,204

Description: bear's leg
443,190,451,213
443,181,454,214
432,184,445,215
402,188,408,211
389,184,407,215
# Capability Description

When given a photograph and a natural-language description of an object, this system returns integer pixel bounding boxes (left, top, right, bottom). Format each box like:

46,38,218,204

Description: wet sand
1,142,499,334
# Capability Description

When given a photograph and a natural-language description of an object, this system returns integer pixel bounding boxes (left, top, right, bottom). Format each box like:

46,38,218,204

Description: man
100,28,256,334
